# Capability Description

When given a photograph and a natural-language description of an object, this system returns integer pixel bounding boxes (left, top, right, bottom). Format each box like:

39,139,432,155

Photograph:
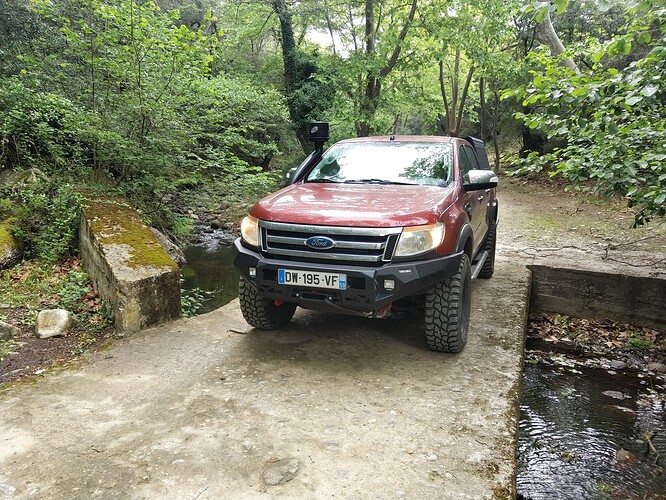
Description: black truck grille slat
259,221,402,264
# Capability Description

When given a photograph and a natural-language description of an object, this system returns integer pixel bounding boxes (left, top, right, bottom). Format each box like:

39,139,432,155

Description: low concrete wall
529,265,666,330
79,198,181,333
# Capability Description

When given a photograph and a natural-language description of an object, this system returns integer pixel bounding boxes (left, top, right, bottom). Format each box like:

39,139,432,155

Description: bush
11,183,83,263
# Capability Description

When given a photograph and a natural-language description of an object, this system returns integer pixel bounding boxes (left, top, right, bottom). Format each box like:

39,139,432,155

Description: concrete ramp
0,261,528,499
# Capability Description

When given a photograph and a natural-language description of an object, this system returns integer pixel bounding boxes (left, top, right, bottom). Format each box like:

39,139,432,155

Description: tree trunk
270,0,309,150
492,84,500,171
535,10,578,73
479,76,485,140
438,51,474,137
355,0,417,137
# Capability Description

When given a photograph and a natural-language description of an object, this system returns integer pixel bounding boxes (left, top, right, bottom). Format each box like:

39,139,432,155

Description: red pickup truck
232,123,498,353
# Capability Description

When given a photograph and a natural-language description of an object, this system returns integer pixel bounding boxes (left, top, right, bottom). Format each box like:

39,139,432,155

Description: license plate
278,269,347,290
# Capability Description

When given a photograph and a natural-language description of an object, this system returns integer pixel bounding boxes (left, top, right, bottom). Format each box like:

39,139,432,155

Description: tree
507,0,666,224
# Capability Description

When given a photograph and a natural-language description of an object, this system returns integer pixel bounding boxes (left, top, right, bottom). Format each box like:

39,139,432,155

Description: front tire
238,277,296,329
424,254,471,353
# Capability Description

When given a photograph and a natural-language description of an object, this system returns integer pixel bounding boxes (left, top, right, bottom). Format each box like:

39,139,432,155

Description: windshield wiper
307,178,339,183
344,179,416,185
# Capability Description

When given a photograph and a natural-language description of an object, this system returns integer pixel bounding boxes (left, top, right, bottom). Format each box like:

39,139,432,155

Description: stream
518,361,666,499
179,238,665,497
180,228,239,315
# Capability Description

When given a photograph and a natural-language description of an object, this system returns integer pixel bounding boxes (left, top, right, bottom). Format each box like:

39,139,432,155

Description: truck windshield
305,142,453,186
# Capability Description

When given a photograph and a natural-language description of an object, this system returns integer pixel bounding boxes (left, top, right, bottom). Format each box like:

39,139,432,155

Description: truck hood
250,183,457,227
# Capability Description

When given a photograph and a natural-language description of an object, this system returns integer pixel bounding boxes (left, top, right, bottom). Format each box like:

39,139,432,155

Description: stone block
79,198,181,334
36,309,72,339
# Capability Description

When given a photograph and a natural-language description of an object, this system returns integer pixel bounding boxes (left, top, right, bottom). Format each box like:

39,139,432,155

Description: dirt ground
496,177,666,276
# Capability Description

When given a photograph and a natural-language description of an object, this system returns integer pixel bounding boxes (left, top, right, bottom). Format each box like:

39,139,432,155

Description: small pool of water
180,237,239,315
518,362,666,499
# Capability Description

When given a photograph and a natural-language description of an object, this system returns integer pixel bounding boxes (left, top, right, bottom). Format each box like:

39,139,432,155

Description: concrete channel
1,259,530,499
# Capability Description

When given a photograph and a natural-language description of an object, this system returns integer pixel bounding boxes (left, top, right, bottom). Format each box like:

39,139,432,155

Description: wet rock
210,220,224,230
647,363,666,374
616,448,638,464
0,320,19,340
35,309,72,339
610,360,627,370
262,457,300,486
602,390,625,400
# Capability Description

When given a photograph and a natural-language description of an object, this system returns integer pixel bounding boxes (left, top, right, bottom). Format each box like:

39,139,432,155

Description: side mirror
286,167,297,182
464,170,498,192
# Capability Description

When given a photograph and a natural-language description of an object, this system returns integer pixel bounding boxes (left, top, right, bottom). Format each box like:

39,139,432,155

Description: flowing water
180,229,239,314
518,362,666,499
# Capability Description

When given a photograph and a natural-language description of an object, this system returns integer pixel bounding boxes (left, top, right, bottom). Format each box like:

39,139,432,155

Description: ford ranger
232,123,498,353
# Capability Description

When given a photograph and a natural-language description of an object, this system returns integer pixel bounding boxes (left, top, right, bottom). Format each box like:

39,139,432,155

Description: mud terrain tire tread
424,254,471,353
238,277,296,330
478,218,496,279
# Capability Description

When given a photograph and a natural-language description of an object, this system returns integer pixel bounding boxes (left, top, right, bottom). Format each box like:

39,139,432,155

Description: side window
463,145,480,170
458,146,472,184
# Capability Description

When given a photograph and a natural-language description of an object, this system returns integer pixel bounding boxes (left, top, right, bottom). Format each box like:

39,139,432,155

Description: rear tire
424,254,471,353
478,218,496,279
238,277,296,329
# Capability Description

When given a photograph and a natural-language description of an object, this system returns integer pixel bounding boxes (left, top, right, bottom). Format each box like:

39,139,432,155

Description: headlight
240,216,259,247
394,223,445,257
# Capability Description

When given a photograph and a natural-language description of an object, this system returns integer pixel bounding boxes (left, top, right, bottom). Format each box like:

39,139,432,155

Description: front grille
259,221,402,264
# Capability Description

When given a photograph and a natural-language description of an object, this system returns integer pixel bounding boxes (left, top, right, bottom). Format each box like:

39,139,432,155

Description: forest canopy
0,0,664,260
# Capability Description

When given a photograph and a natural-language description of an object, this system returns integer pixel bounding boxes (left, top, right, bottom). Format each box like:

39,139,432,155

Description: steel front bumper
232,238,463,313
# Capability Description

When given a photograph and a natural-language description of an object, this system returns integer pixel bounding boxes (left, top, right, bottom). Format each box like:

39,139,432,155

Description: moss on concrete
82,199,177,272
0,218,21,268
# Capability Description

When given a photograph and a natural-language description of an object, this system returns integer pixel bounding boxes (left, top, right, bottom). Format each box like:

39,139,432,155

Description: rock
35,309,72,339
0,167,49,187
261,458,300,486
616,448,638,464
210,220,223,230
610,360,627,370
647,363,666,373
0,320,19,340
150,228,187,267
602,390,625,400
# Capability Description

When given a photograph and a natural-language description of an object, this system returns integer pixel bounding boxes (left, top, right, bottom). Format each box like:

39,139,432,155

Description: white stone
35,309,72,339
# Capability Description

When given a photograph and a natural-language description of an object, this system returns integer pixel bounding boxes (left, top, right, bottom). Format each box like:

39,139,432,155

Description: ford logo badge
305,236,335,250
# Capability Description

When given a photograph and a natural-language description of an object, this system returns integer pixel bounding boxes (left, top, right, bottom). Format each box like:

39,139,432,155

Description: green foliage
506,1,666,225
0,258,113,332
10,183,83,262
180,283,216,317
0,77,88,171
0,0,292,252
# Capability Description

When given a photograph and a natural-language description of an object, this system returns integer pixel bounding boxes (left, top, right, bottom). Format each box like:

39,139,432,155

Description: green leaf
553,0,568,15
638,31,652,44
641,85,658,97
625,95,643,106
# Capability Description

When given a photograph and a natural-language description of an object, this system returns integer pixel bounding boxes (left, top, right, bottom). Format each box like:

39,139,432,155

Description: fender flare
455,223,474,255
